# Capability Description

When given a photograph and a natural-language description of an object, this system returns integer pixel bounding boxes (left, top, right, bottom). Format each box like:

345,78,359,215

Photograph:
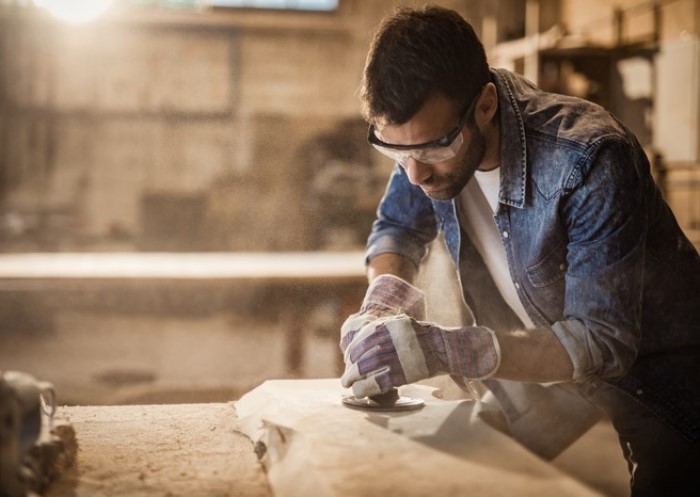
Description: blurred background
0,0,698,407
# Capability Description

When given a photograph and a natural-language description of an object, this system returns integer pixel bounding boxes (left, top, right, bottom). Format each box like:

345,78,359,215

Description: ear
474,82,498,128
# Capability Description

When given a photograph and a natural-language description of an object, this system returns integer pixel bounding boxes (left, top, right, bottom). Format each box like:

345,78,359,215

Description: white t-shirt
458,168,534,328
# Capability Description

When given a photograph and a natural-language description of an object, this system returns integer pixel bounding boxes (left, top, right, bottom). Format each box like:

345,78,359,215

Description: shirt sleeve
553,137,648,382
366,164,439,267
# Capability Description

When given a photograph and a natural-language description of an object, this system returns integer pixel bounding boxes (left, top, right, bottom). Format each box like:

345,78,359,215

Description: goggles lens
370,131,464,164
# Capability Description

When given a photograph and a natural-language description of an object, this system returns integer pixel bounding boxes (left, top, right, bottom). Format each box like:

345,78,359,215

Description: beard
422,125,487,201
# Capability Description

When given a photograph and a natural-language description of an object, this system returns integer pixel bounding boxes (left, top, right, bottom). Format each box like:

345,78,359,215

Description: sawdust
46,403,271,497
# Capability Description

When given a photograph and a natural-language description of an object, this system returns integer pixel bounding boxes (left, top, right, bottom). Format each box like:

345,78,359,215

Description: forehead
376,94,460,146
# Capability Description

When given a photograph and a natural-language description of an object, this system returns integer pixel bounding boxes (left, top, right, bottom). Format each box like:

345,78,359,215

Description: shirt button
514,282,520,289
502,231,509,239
559,263,566,271
636,389,644,396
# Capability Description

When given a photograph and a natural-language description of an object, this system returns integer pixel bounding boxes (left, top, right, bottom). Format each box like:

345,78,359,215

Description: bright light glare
33,0,114,23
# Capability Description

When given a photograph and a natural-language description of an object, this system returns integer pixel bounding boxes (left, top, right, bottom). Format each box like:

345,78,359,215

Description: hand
341,316,500,398
339,274,425,354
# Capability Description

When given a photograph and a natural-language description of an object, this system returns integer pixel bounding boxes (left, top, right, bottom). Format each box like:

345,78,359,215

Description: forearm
366,252,418,284
494,327,574,383
363,254,574,385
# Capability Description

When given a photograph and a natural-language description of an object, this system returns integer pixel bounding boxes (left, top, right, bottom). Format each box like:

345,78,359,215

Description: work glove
341,316,501,398
339,274,426,354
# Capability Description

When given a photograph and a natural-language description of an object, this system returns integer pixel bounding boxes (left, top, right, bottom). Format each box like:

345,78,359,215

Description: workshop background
0,0,698,408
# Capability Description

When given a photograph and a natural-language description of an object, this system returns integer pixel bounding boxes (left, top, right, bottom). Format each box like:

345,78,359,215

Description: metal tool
0,371,56,497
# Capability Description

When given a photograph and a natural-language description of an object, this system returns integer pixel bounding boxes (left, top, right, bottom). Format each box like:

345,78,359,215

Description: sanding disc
342,395,425,412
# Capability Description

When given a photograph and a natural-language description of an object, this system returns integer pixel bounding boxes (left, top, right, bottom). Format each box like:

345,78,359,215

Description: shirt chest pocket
525,243,568,288
524,244,568,322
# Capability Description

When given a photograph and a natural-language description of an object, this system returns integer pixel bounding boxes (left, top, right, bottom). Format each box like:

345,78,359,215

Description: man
339,5,700,496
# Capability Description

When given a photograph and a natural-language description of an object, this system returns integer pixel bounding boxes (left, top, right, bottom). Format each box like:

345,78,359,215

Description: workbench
41,379,629,497
0,252,366,281
0,251,367,375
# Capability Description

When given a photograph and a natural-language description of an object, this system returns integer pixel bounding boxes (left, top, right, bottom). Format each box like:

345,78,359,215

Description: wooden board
236,378,604,497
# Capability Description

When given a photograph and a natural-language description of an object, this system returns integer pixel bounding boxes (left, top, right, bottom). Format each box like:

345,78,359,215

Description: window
206,0,337,11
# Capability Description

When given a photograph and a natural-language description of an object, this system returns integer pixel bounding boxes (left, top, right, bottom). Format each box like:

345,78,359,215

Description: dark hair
360,5,489,125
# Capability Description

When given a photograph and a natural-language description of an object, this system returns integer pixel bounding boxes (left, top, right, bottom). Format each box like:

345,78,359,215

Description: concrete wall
0,0,698,251
0,1,392,251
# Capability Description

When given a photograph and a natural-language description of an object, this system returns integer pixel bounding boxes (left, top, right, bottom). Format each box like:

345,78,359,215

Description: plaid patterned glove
341,315,500,398
339,275,425,354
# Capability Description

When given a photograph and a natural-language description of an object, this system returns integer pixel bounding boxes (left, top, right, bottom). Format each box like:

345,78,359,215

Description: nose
403,158,432,186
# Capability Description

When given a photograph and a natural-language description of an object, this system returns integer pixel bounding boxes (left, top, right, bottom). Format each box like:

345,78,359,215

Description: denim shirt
366,68,700,442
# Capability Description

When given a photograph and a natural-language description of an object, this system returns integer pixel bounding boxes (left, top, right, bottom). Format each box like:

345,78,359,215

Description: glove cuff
425,325,501,380
361,274,426,320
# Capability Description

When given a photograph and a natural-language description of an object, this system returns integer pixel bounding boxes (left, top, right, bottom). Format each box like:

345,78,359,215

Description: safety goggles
367,87,482,165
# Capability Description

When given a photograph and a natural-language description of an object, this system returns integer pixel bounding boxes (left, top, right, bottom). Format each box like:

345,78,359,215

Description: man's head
361,5,489,127
360,6,496,200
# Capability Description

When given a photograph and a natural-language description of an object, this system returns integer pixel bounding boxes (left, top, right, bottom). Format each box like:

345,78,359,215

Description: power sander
342,387,424,412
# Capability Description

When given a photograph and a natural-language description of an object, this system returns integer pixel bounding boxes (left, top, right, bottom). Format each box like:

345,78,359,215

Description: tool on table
342,387,424,412
0,371,56,497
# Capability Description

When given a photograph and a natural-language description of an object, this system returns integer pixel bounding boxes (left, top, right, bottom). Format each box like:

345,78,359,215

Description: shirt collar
491,68,527,209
